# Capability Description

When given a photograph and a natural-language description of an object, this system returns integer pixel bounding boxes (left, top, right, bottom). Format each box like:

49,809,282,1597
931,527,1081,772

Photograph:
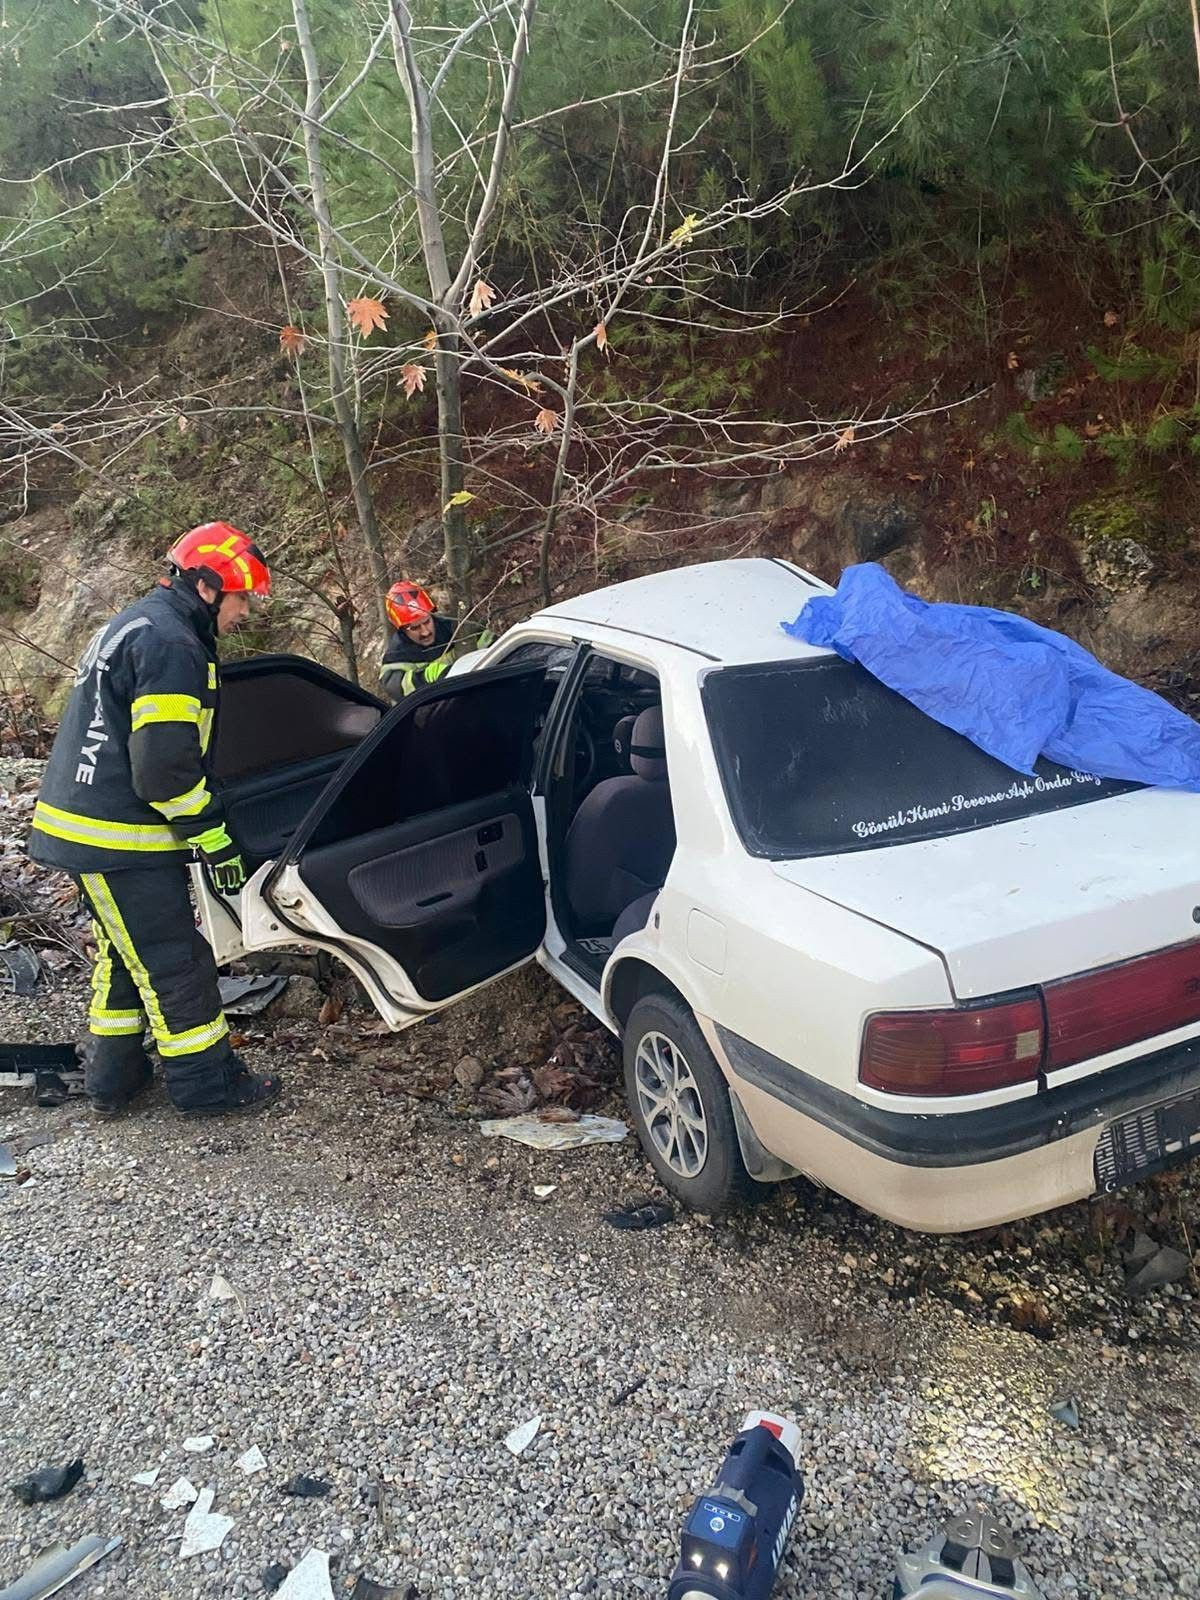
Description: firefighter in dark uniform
379,580,480,700
28,523,283,1118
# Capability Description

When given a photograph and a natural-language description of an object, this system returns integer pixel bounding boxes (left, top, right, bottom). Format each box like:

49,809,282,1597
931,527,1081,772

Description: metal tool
667,1411,804,1600
894,1504,1046,1599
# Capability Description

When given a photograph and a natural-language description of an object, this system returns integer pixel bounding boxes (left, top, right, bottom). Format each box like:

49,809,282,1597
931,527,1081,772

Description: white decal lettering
851,770,1103,839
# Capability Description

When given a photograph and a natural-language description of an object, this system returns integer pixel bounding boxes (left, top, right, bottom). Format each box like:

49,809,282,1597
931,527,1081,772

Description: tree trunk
293,0,390,631
435,331,471,615
538,347,579,605
391,0,535,618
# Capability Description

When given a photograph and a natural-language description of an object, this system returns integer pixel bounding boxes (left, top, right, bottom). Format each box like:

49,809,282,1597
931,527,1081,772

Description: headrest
630,705,667,782
613,715,637,767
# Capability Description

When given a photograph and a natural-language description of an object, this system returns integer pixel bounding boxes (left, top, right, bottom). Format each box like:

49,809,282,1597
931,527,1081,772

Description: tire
622,992,752,1214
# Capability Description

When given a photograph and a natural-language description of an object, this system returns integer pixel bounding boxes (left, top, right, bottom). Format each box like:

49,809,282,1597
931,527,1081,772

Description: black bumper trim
715,1025,1200,1169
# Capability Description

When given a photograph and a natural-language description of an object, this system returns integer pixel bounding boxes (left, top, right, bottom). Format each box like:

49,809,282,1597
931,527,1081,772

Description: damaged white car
195,558,1200,1231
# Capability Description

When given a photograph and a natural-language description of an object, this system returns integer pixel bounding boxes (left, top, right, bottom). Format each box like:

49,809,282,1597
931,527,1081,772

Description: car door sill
538,948,609,1028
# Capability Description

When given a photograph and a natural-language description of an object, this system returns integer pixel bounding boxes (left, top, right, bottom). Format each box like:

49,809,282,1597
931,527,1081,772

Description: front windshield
703,657,1135,859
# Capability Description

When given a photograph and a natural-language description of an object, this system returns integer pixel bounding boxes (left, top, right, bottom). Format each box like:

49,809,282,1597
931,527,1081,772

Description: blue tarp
782,562,1200,792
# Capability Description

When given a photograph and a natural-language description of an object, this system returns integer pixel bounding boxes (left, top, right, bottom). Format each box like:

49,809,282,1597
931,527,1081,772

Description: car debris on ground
602,1198,674,1230
0,1534,120,1600
178,1485,234,1558
272,1548,334,1600
503,1415,541,1457
0,1043,78,1096
237,1444,267,1475
1048,1395,1080,1429
0,946,42,997
479,1112,627,1150
217,973,289,1017
350,1578,416,1600
159,1476,198,1510
281,1474,331,1499
8,1458,83,1506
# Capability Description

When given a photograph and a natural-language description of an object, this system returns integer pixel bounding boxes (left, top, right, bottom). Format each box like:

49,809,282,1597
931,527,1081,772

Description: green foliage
1050,424,1084,463
1098,428,1141,476
1000,411,1041,454
1088,343,1182,383
1143,411,1187,453
0,5,220,398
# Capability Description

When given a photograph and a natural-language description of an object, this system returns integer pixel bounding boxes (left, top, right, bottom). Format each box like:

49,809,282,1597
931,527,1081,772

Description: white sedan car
195,558,1200,1231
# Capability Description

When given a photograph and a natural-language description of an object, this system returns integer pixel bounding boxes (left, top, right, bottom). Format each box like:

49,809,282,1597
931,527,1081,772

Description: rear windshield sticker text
850,770,1103,840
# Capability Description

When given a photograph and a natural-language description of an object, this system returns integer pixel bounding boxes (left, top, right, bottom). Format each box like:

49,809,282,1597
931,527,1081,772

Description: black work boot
177,1058,283,1118
85,1042,154,1121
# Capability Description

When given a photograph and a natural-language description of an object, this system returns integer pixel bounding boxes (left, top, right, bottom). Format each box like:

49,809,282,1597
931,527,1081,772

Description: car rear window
702,657,1136,859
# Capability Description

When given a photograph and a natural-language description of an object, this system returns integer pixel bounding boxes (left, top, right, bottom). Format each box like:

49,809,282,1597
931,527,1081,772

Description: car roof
532,557,836,665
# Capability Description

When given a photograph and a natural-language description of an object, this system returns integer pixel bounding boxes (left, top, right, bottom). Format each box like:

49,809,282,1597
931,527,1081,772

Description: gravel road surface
2,969,1199,1600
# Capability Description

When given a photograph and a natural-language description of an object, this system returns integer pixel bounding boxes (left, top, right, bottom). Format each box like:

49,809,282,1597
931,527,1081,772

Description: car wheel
622,992,751,1213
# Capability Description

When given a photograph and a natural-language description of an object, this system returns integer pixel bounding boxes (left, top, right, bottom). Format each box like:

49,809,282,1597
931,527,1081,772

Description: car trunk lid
772,787,1200,1038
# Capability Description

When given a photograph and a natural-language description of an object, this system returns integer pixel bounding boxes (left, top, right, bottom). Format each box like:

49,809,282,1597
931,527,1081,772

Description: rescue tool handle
717,1425,781,1500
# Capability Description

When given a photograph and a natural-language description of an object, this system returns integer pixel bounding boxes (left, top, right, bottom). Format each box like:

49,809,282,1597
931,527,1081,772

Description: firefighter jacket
29,580,230,873
380,615,463,700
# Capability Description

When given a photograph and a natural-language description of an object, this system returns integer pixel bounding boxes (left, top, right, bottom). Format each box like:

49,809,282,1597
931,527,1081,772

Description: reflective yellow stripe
199,707,214,756
83,874,170,1040
156,1016,229,1058
81,873,229,1058
32,801,187,853
89,1010,145,1037
88,923,145,1036
192,822,231,854
130,693,202,732
152,778,212,821
207,664,217,690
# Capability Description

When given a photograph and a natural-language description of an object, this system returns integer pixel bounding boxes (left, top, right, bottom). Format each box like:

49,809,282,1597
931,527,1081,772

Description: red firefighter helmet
167,522,271,596
386,580,436,630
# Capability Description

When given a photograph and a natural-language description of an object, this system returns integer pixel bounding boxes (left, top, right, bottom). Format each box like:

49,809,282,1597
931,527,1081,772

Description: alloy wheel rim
633,1030,709,1178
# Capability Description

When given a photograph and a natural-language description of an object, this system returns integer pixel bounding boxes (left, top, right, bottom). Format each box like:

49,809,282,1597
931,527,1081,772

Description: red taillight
1045,939,1200,1071
860,995,1044,1096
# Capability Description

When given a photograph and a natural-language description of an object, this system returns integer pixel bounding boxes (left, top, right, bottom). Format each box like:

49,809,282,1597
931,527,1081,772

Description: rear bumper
709,1024,1200,1233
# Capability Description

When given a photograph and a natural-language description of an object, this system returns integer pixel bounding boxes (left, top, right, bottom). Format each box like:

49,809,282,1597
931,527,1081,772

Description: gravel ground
2,969,1200,1600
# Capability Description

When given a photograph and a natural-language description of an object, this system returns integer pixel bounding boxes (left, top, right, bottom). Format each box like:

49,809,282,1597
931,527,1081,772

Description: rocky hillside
1,271,1198,730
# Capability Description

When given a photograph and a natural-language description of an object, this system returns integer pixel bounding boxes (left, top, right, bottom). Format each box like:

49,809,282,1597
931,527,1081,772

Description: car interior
210,648,676,996
210,658,386,874
546,654,677,979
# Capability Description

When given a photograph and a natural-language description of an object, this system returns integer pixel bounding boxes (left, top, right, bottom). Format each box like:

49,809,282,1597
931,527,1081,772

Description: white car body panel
197,556,1200,1230
771,786,1200,1000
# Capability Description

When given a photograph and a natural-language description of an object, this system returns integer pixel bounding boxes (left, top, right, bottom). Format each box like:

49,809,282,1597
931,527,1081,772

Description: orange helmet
167,522,271,596
386,580,435,630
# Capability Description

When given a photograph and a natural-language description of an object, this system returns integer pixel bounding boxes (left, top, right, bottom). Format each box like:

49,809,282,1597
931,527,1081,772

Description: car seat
563,706,676,937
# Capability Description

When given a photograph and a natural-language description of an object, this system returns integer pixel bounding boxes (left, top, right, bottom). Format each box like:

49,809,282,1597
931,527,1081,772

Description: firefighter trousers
74,865,237,1110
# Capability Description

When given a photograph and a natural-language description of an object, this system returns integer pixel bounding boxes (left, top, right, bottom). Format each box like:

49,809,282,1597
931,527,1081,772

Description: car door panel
223,754,352,868
261,664,550,1014
212,656,386,869
295,787,543,1002
194,656,387,961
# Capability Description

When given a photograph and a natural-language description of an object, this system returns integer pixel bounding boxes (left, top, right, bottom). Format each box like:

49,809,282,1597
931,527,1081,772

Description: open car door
234,663,548,1029
192,655,386,964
